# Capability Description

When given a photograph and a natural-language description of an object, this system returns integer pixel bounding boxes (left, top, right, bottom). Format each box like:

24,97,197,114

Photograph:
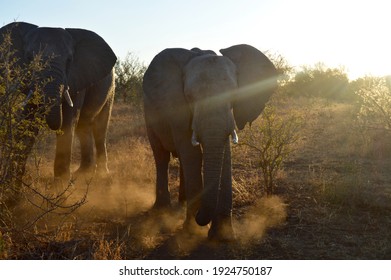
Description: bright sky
1,0,391,79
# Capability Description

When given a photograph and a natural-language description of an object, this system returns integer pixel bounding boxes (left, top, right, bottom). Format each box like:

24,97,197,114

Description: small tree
0,28,86,234
264,51,294,86
240,98,304,195
0,30,49,207
114,52,146,107
355,76,391,133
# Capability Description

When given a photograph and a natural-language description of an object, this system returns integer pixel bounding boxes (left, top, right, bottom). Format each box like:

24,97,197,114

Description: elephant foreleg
54,105,77,179
54,125,74,179
177,146,202,226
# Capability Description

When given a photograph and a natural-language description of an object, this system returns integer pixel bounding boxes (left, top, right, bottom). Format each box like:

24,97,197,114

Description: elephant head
0,22,116,130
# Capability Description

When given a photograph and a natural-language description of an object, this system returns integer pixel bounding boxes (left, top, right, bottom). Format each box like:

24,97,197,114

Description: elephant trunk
44,81,63,131
42,61,75,130
195,132,226,226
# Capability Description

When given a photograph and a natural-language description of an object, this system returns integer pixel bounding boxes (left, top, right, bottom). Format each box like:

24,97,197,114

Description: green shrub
0,30,49,211
287,63,351,101
114,52,146,108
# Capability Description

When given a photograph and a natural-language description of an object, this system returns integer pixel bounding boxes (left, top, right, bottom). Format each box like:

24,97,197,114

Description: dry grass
92,238,124,260
2,98,391,259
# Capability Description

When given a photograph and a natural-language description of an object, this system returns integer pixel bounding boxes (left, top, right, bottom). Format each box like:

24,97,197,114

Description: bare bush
240,96,304,195
355,76,391,133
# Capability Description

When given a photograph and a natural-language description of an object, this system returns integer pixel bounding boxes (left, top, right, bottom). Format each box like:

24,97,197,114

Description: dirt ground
3,100,391,259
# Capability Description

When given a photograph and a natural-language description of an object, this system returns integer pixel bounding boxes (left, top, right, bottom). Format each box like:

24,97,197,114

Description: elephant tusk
191,130,200,147
63,86,74,107
22,90,34,107
231,130,239,144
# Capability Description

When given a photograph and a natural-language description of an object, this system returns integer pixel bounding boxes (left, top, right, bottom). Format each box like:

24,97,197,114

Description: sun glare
259,0,391,80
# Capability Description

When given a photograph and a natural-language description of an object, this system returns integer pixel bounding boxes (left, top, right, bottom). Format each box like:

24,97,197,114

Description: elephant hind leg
75,123,95,175
92,95,114,175
178,161,186,204
147,128,171,208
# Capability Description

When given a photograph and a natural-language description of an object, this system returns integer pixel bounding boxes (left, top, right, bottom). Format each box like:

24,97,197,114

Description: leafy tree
264,51,294,86
114,52,146,107
287,63,350,100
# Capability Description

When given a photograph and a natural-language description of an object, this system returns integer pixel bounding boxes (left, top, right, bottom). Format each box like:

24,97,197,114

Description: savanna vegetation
1,39,390,259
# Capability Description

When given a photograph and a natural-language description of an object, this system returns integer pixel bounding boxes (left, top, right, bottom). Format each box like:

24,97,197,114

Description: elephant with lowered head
143,44,278,241
0,22,117,180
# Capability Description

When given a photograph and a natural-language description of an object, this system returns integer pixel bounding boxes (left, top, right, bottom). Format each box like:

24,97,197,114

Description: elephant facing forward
143,44,278,241
0,22,117,180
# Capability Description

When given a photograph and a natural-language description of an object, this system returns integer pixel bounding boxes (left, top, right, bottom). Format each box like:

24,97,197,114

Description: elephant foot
73,165,96,181
73,164,115,187
53,175,73,191
51,177,75,204
208,216,236,242
94,166,113,187
96,164,110,177
152,196,171,210
195,207,213,226
153,187,172,210
182,217,209,237
54,167,71,181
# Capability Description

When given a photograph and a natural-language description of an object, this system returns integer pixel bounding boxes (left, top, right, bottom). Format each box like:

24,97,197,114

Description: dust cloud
12,135,287,259
72,178,155,220
236,196,287,243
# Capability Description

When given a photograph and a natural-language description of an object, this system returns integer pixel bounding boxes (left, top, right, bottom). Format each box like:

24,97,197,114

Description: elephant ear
220,44,278,130
143,48,200,107
0,22,37,65
66,28,116,91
